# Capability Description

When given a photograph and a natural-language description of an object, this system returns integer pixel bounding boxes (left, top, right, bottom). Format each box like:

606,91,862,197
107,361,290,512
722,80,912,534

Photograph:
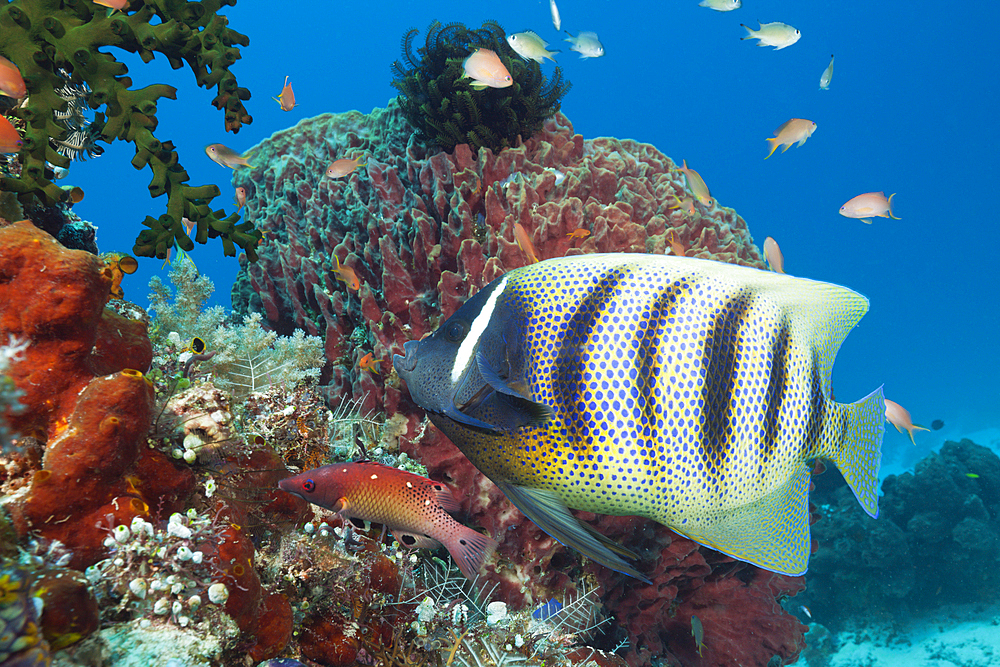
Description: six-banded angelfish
394,253,885,581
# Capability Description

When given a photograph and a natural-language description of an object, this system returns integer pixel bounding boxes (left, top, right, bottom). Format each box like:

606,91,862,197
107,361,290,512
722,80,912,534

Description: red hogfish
278,462,497,580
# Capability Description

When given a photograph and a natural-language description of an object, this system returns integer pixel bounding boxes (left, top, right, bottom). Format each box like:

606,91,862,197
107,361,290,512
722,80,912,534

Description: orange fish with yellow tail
278,462,497,580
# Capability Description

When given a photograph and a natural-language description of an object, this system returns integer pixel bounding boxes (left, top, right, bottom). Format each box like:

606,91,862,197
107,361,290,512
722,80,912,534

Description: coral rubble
0,0,261,261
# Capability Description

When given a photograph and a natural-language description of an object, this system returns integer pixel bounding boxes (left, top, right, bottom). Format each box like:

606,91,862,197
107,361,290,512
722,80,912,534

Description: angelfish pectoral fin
476,351,553,428
497,482,652,584
442,402,504,434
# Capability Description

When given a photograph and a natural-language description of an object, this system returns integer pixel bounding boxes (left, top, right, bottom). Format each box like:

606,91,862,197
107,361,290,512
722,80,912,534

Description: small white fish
550,0,561,31
507,31,558,63
699,0,741,11
839,192,899,224
820,54,835,90
564,31,605,59
545,167,565,185
740,21,801,50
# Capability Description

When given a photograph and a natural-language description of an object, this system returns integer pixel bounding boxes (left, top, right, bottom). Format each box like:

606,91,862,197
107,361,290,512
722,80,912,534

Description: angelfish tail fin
831,386,885,518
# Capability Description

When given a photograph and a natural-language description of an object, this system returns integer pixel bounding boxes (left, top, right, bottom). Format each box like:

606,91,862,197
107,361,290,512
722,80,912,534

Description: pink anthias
272,76,297,112
326,156,365,179
462,48,513,90
884,398,929,446
840,192,900,224
763,236,785,274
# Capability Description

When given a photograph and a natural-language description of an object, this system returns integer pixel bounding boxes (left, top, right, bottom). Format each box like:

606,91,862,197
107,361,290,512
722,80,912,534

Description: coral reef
232,102,791,667
391,21,571,154
801,438,1000,629
0,563,51,666
0,0,261,261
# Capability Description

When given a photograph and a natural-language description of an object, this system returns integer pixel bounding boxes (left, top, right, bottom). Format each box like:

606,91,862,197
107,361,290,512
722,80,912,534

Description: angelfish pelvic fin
497,481,652,583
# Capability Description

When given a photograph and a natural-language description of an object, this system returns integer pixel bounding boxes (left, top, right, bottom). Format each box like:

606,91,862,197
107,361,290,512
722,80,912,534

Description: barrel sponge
0,0,261,261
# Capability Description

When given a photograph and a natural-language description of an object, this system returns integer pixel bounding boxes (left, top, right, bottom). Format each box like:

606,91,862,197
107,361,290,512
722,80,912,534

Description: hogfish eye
302,479,316,493
444,320,468,342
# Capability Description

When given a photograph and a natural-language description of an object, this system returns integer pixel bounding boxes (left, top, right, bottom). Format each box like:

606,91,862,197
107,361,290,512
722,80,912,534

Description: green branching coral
391,20,571,155
0,0,262,261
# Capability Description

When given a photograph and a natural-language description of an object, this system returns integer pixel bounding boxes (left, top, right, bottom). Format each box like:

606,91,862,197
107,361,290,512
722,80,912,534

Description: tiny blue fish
532,599,564,621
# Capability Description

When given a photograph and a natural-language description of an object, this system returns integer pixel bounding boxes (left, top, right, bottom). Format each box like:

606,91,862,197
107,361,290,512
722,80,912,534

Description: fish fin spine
829,386,884,519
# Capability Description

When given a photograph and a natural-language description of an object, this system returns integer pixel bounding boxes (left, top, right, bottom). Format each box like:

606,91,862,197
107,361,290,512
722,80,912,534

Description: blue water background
68,1,1000,473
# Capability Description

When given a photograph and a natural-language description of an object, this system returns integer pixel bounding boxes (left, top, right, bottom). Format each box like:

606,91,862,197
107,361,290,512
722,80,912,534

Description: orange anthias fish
0,55,26,99
678,160,714,208
839,192,900,224
514,223,540,264
566,228,591,240
326,157,365,179
0,115,22,154
884,399,929,446
669,193,696,218
763,236,785,274
358,352,383,374
765,118,817,159
234,187,247,213
205,143,252,169
272,75,297,111
667,229,687,257
462,48,513,90
278,462,498,580
332,256,360,291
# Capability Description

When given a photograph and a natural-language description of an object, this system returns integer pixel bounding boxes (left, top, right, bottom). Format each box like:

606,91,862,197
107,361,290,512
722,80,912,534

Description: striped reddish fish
278,462,497,580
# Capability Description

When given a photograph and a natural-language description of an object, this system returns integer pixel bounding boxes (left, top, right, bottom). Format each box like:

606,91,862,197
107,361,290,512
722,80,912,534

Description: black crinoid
391,21,571,155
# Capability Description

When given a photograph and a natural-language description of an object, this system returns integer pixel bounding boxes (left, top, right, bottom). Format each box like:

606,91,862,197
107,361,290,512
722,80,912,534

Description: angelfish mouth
393,340,420,374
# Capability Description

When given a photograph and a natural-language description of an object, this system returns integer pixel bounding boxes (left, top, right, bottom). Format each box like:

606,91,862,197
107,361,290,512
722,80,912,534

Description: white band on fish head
451,276,509,384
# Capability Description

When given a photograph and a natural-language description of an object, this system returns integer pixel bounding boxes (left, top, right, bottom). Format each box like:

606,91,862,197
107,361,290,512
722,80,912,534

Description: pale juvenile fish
699,0,741,11
763,236,785,273
507,31,558,63
550,0,561,31
326,156,365,179
0,115,22,153
462,49,513,90
564,31,605,59
741,22,801,50
765,119,817,159
205,143,252,169
0,55,26,99
272,75,297,111
839,192,899,224
884,399,929,446
278,462,497,580
691,615,705,657
394,253,885,580
820,55,835,90
678,159,713,207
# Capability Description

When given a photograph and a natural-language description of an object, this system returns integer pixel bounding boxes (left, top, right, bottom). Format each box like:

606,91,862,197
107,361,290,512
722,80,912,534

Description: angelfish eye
444,320,467,342
303,479,316,493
